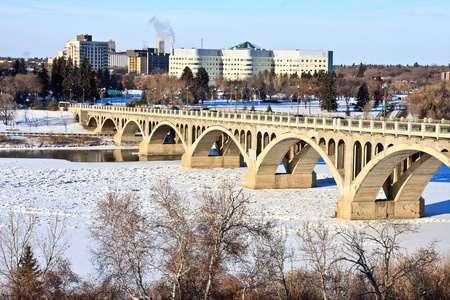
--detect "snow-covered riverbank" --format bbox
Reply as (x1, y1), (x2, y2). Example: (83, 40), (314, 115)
(0, 157), (448, 277)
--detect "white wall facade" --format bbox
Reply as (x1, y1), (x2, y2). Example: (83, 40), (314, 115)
(110, 52), (128, 68)
(169, 46), (333, 82)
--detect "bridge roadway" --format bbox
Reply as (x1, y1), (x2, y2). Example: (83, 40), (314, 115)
(69, 104), (450, 220)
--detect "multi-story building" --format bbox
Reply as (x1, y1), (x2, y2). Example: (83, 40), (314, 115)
(110, 52), (128, 69)
(65, 34), (113, 70)
(169, 41), (333, 81)
(127, 40), (170, 75)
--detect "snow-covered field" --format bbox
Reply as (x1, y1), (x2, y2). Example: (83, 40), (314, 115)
(0, 107), (448, 278)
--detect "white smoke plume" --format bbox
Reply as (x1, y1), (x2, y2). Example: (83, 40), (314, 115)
(149, 16), (175, 46)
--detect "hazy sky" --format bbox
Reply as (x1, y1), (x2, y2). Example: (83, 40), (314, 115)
(2, 0), (449, 65)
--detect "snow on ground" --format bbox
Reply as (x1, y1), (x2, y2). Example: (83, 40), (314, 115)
(0, 109), (88, 134)
(0, 158), (448, 277)
(0, 107), (448, 278)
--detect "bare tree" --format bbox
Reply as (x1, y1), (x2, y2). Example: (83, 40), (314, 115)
(336, 77), (362, 116)
(196, 180), (252, 300)
(296, 222), (336, 300)
(0, 93), (16, 126)
(0, 209), (37, 283)
(90, 191), (153, 299)
(151, 179), (196, 300)
(0, 208), (69, 295)
(338, 221), (438, 300)
(38, 209), (69, 277)
(257, 225), (294, 300)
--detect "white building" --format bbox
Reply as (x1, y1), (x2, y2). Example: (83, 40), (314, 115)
(169, 41), (333, 82)
(110, 52), (128, 69)
(65, 34), (113, 70)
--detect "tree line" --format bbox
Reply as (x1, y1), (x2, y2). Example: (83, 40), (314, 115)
(1, 58), (449, 119)
(0, 179), (448, 299)
(0, 57), (123, 107)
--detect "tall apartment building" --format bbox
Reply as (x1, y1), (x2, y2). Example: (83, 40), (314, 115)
(127, 40), (170, 75)
(65, 34), (113, 70)
(169, 41), (333, 81)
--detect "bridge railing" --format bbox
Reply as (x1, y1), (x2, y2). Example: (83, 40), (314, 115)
(70, 104), (450, 140)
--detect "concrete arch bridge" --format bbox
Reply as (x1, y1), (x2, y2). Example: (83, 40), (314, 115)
(69, 105), (450, 220)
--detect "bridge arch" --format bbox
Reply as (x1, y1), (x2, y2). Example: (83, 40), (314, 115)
(119, 119), (144, 145)
(139, 121), (187, 156)
(87, 116), (98, 128)
(254, 133), (343, 192)
(190, 125), (250, 167)
(353, 144), (450, 205)
(99, 118), (118, 134)
(146, 121), (187, 150)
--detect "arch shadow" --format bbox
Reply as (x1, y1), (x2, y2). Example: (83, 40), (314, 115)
(425, 199), (450, 217)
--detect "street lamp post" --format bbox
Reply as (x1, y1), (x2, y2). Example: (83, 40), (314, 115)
(186, 87), (189, 105)
(82, 88), (85, 104)
(309, 86), (312, 115)
(296, 85), (300, 115)
(235, 86), (238, 112)
(252, 88), (255, 111)
(383, 83), (387, 119)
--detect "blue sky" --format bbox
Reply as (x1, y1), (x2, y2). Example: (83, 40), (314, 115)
(2, 0), (449, 65)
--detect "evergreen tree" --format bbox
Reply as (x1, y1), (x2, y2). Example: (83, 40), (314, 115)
(139, 90), (148, 105)
(12, 58), (27, 75)
(62, 59), (77, 100)
(103, 68), (111, 90)
(38, 64), (50, 98)
(10, 245), (42, 299)
(180, 66), (194, 87)
(373, 89), (382, 108)
(356, 63), (365, 78)
(110, 73), (120, 90)
(355, 82), (370, 111)
(193, 67), (209, 104)
(51, 57), (64, 100)
(80, 57), (98, 102)
(319, 73), (338, 111)
(96, 67), (104, 88)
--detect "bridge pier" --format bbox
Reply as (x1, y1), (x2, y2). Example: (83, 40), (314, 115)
(181, 153), (242, 169)
(139, 141), (185, 156)
(244, 169), (316, 189)
(335, 196), (424, 220)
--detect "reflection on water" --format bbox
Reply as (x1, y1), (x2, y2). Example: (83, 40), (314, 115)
(0, 149), (182, 163)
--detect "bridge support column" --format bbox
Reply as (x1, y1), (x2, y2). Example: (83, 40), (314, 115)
(335, 196), (424, 220)
(181, 153), (242, 169)
(139, 141), (185, 156)
(113, 132), (123, 146)
(244, 169), (316, 189)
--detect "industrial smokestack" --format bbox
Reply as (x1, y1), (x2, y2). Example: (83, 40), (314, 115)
(156, 39), (165, 54)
